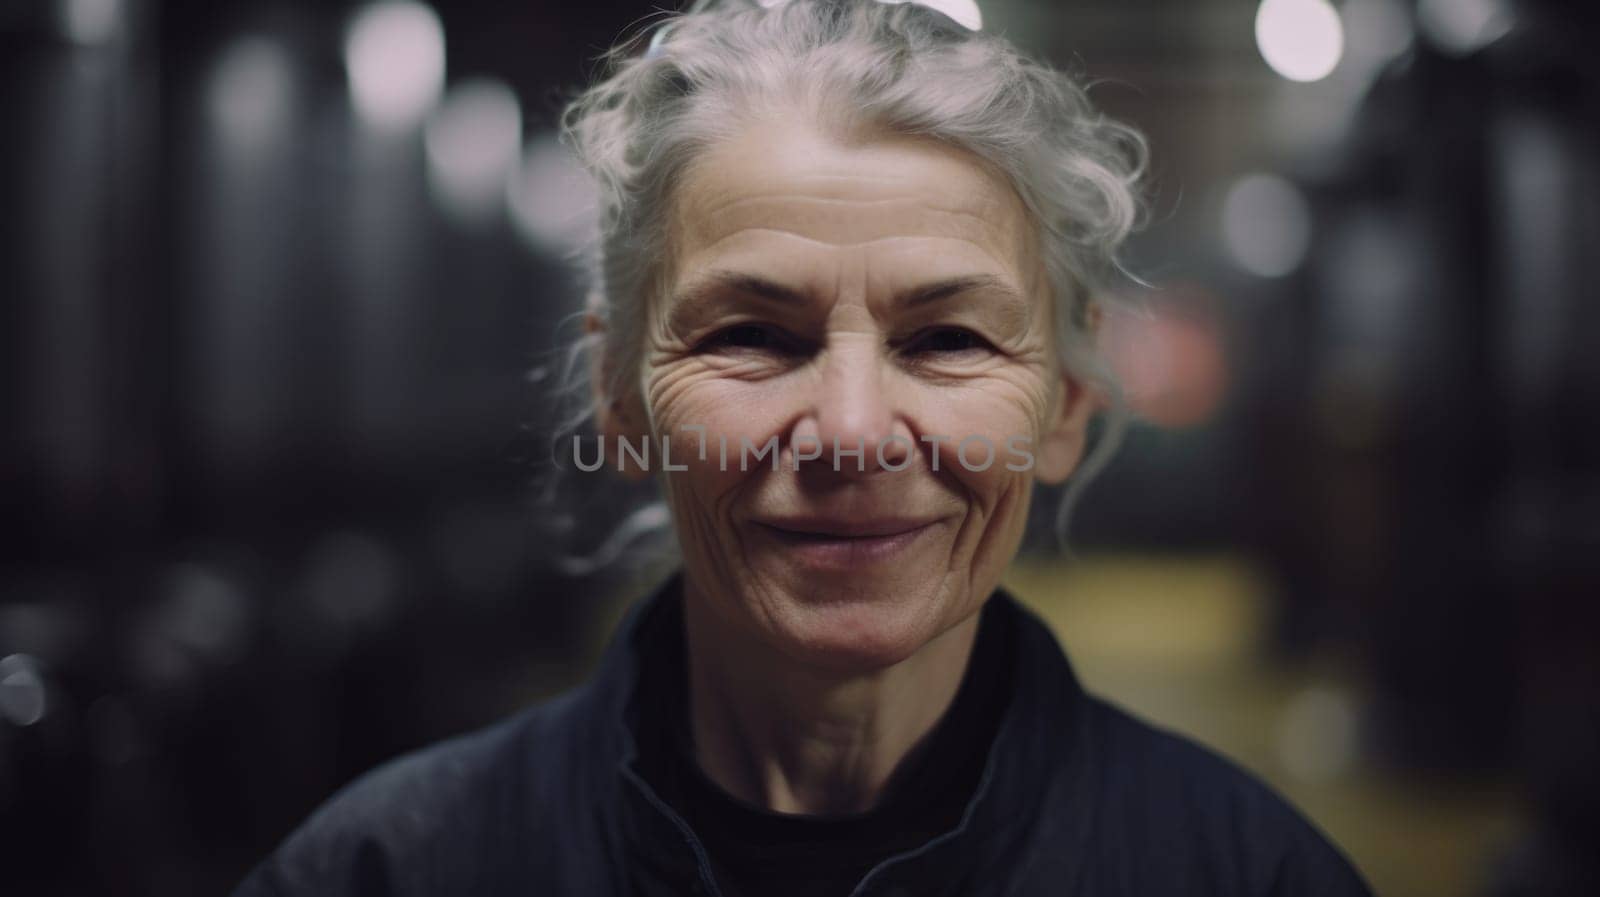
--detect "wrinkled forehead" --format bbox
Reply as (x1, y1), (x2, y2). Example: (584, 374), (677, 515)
(667, 120), (1040, 285)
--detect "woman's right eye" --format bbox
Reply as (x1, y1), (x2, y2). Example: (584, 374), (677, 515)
(700, 324), (792, 353)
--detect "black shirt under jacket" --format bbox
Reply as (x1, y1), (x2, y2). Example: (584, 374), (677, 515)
(631, 580), (1013, 897)
(233, 574), (1375, 897)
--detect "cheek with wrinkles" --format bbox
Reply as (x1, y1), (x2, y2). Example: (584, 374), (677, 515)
(649, 342), (803, 383)
(920, 376), (1054, 446)
(937, 473), (1030, 608)
(649, 368), (812, 447)
(647, 365), (727, 428)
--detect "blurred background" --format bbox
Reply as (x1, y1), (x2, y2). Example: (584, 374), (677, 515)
(2, 0), (1597, 894)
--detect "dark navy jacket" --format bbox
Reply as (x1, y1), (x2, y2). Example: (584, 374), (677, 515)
(233, 578), (1374, 897)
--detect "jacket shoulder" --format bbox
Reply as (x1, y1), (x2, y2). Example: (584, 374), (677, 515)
(1072, 697), (1373, 897)
(231, 687), (608, 897)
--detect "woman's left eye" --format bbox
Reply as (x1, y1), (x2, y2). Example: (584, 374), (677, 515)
(902, 327), (995, 356)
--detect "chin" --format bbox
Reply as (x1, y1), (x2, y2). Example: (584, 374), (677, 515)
(767, 592), (945, 674)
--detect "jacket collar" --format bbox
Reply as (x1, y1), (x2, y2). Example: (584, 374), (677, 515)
(585, 572), (1093, 896)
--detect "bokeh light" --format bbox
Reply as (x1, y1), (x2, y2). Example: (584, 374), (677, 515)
(1277, 685), (1362, 784)
(757, 0), (981, 30)
(1101, 292), (1231, 430)
(1222, 173), (1313, 278)
(1341, 0), (1415, 67)
(1255, 0), (1345, 83)
(1417, 0), (1514, 56)
(875, 0), (983, 31)
(345, 1), (446, 132)
(160, 564), (254, 667)
(208, 36), (295, 154)
(58, 0), (123, 46)
(424, 79), (523, 222)
(300, 531), (401, 632)
(507, 135), (601, 256)
(0, 654), (48, 727)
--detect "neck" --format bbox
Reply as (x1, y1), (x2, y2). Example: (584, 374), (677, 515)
(679, 583), (981, 816)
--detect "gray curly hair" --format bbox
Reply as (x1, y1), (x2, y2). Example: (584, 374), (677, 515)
(550, 0), (1147, 558)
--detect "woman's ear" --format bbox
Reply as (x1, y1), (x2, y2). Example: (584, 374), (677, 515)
(585, 311), (652, 482)
(1035, 372), (1102, 485)
(1036, 301), (1106, 485)
(584, 311), (617, 437)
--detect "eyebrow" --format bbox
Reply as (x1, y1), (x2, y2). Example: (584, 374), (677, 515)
(900, 274), (1024, 308)
(667, 270), (1028, 318)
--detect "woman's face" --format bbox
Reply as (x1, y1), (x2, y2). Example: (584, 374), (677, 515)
(608, 118), (1094, 672)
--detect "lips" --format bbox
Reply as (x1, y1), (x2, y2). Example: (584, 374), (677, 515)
(749, 516), (943, 569)
(754, 517), (939, 539)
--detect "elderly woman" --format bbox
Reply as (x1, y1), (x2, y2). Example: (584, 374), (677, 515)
(236, 1), (1371, 895)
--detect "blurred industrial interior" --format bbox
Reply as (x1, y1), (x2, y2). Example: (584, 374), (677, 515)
(2, 0), (1597, 894)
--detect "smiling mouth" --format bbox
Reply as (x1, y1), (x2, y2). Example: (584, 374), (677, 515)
(751, 518), (941, 568)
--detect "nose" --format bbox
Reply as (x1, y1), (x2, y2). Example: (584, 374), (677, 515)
(792, 335), (912, 474)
